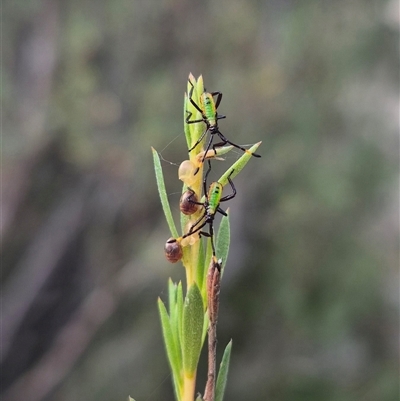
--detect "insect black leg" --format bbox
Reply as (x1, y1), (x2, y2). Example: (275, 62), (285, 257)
(168, 210), (208, 244)
(211, 91), (223, 109)
(187, 79), (204, 115)
(209, 223), (216, 256)
(182, 215), (208, 241)
(220, 170), (236, 202)
(211, 92), (226, 121)
(214, 131), (261, 158)
(186, 110), (206, 125)
(186, 187), (204, 206)
(189, 220), (207, 237)
(199, 226), (216, 257)
(216, 206), (228, 216)
(202, 159), (212, 194)
(193, 131), (215, 175)
(188, 128), (209, 153)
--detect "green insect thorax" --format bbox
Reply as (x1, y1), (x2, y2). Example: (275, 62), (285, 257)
(200, 92), (217, 126)
(207, 182), (223, 214)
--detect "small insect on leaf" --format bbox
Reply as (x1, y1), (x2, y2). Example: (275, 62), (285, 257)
(164, 238), (183, 263)
(180, 189), (200, 215)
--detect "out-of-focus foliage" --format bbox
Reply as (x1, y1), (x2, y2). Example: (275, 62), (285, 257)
(2, 1), (398, 401)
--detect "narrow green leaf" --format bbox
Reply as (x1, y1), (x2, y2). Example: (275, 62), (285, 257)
(152, 147), (179, 238)
(196, 74), (204, 97)
(217, 141), (262, 187)
(172, 370), (183, 401)
(158, 298), (182, 393)
(182, 283), (204, 375)
(202, 238), (213, 301)
(168, 279), (182, 364)
(196, 238), (206, 293)
(187, 74), (197, 100)
(196, 146), (235, 169)
(215, 340), (233, 401)
(183, 93), (193, 151)
(209, 145), (234, 158)
(215, 213), (230, 278)
(201, 311), (209, 347)
(168, 279), (177, 321)
(186, 75), (204, 152)
(177, 281), (184, 348)
(205, 237), (213, 268)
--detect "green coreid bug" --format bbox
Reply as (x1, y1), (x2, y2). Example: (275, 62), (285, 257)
(186, 79), (261, 174)
(167, 161), (236, 257)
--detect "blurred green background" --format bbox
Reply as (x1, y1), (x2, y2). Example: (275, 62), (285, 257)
(2, 1), (399, 400)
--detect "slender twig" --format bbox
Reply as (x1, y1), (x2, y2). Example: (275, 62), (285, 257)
(204, 258), (221, 401)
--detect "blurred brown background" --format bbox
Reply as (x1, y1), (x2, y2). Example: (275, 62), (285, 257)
(2, 1), (399, 400)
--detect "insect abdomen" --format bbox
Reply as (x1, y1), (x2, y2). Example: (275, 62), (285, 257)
(201, 93), (217, 126)
(207, 182), (222, 215)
